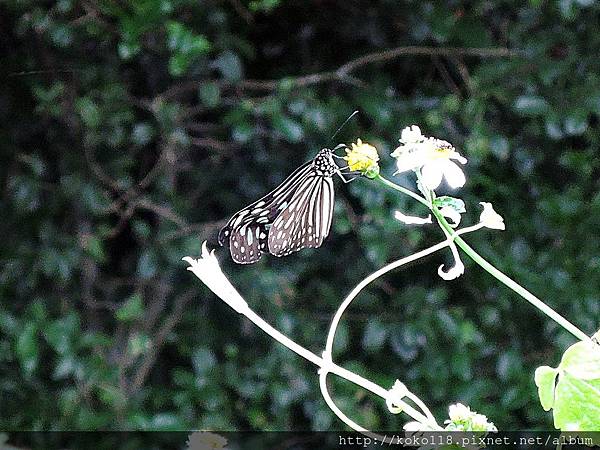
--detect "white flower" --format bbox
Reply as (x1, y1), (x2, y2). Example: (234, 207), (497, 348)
(448, 403), (472, 422)
(445, 404), (497, 433)
(183, 242), (248, 314)
(394, 210), (432, 225)
(391, 126), (467, 191)
(479, 202), (505, 230)
(386, 380), (408, 414)
(438, 259), (465, 281)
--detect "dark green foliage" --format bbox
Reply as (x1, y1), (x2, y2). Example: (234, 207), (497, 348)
(1, 0), (599, 431)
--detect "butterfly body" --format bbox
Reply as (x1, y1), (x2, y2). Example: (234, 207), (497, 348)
(218, 148), (339, 264)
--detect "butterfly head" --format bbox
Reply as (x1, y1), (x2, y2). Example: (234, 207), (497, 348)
(313, 148), (339, 176)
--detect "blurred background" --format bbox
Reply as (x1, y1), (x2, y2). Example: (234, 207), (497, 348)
(1, 0), (600, 433)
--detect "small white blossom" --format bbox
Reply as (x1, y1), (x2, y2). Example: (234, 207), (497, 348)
(439, 205), (462, 227)
(394, 210), (432, 225)
(479, 202), (505, 230)
(391, 126), (467, 191)
(445, 404), (497, 433)
(183, 242), (248, 314)
(448, 403), (472, 422)
(386, 380), (408, 414)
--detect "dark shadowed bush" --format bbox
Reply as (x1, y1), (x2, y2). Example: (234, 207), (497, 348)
(1, 0), (599, 431)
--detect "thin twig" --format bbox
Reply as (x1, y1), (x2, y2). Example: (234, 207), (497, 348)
(432, 55), (462, 97)
(227, 0), (254, 23)
(129, 289), (195, 393)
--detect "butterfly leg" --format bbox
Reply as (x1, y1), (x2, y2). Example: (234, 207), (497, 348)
(332, 153), (347, 160)
(336, 170), (362, 183)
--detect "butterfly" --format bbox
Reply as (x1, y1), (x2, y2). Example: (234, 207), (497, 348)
(218, 146), (355, 264)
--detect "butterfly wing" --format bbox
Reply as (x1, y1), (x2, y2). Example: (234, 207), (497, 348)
(218, 161), (314, 264)
(228, 222), (267, 264)
(268, 175), (335, 257)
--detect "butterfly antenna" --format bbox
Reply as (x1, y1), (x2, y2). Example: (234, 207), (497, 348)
(330, 110), (359, 144)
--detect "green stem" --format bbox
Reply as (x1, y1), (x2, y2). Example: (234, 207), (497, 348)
(375, 174), (429, 207)
(430, 206), (590, 343)
(376, 174), (590, 343)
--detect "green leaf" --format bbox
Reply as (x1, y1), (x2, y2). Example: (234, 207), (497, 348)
(362, 320), (387, 352)
(535, 366), (558, 410)
(84, 235), (106, 263)
(168, 54), (189, 77)
(215, 51), (243, 82)
(192, 347), (217, 377)
(165, 21), (210, 76)
(563, 115), (588, 136)
(273, 116), (303, 143)
(128, 333), (150, 358)
(117, 41), (141, 60)
(137, 250), (157, 279)
(433, 196), (466, 213)
(16, 323), (39, 375)
(513, 95), (550, 116)
(44, 313), (79, 354)
(535, 341), (600, 430)
(75, 97), (101, 128)
(199, 82), (221, 108)
(166, 22), (210, 54)
(553, 374), (600, 430)
(560, 341), (600, 380)
(116, 293), (144, 322)
(131, 123), (154, 146)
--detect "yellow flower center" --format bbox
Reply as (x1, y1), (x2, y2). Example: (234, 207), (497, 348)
(428, 145), (453, 160)
(343, 138), (380, 173)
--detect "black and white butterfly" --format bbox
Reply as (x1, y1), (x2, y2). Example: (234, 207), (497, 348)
(218, 146), (355, 264)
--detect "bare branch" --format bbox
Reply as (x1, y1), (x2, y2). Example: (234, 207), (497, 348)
(335, 46), (520, 77)
(162, 45), (521, 98)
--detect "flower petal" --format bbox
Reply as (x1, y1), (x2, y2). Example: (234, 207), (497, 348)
(479, 202), (505, 230)
(450, 152), (467, 164)
(448, 403), (471, 421)
(386, 380), (408, 414)
(437, 259), (465, 281)
(442, 161), (466, 189)
(183, 242), (248, 313)
(439, 205), (462, 227)
(400, 125), (423, 144)
(421, 161), (445, 190)
(393, 149), (422, 173)
(394, 210), (432, 225)
(403, 421), (423, 432)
